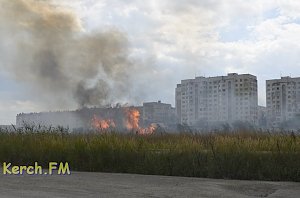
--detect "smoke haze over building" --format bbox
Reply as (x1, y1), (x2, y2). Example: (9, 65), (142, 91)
(0, 0), (142, 109)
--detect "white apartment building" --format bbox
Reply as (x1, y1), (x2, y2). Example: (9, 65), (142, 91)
(176, 73), (258, 126)
(266, 76), (300, 128)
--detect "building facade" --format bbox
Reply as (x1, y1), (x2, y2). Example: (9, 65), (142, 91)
(266, 76), (300, 128)
(176, 73), (258, 126)
(16, 102), (176, 131)
(142, 101), (176, 127)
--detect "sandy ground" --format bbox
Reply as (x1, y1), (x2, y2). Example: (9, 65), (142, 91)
(0, 172), (299, 198)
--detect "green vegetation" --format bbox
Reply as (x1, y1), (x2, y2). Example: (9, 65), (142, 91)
(0, 128), (299, 181)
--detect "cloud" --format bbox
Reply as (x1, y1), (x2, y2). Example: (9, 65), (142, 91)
(0, 99), (42, 124)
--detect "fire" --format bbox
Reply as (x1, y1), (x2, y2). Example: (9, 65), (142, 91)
(138, 123), (157, 135)
(124, 108), (140, 130)
(91, 115), (115, 131)
(124, 107), (156, 135)
(90, 107), (157, 135)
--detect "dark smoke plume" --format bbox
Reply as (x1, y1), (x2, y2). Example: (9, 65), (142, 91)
(0, 0), (135, 108)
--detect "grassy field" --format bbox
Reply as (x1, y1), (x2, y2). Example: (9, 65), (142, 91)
(0, 128), (299, 181)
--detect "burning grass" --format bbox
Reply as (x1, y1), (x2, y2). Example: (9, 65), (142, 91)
(91, 107), (157, 135)
(0, 129), (299, 181)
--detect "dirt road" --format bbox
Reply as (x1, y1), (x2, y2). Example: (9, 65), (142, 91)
(0, 172), (299, 197)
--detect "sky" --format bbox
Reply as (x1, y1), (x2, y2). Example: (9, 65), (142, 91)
(1, 0), (300, 124)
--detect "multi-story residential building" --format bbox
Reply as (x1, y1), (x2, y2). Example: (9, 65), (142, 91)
(142, 101), (176, 126)
(266, 76), (300, 128)
(176, 73), (258, 126)
(16, 102), (176, 131)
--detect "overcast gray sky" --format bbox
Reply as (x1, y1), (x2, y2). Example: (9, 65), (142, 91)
(1, 0), (300, 124)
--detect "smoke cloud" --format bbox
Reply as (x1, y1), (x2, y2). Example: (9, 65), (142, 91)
(0, 0), (136, 108)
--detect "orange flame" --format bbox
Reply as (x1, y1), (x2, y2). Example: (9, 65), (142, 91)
(91, 115), (115, 131)
(138, 123), (157, 135)
(90, 108), (157, 135)
(124, 108), (157, 135)
(124, 108), (140, 130)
